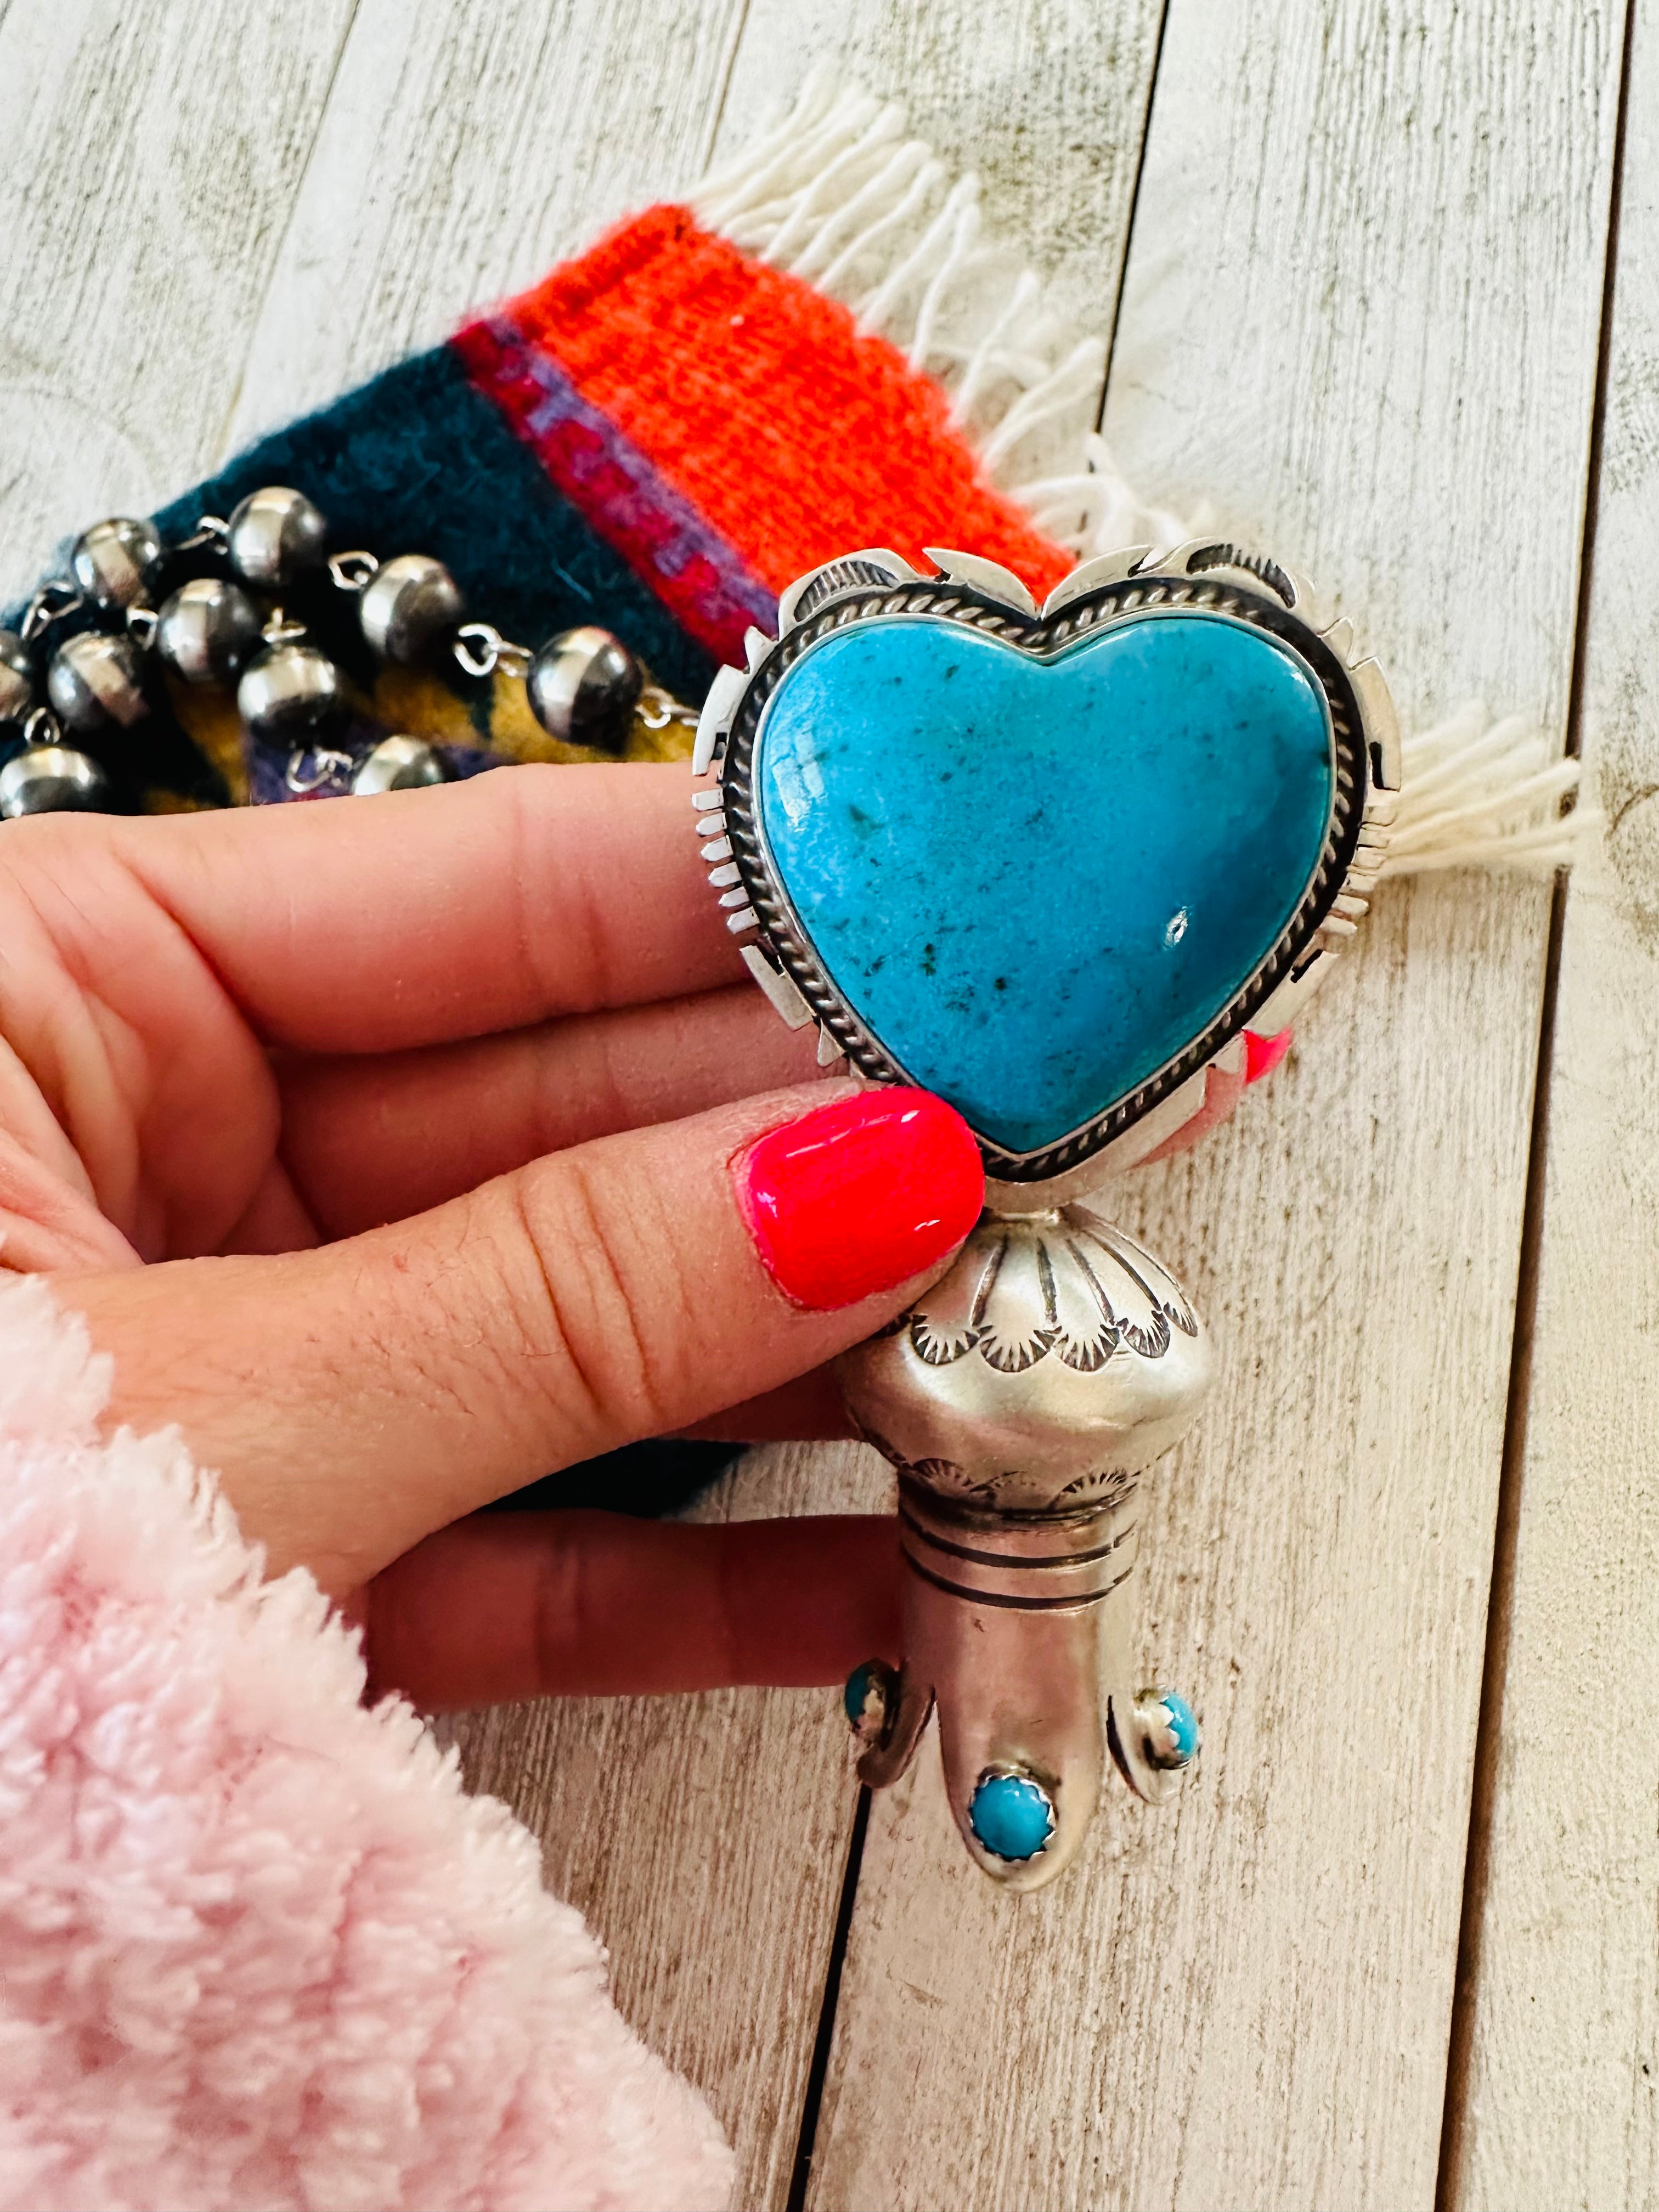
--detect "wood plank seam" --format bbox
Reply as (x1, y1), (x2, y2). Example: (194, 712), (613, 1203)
(1434, 876), (1568, 2212)
(1097, 0), (1171, 427)
(1435, 1), (1640, 2202)
(699, 0), (758, 176)
(785, 1787), (873, 2212)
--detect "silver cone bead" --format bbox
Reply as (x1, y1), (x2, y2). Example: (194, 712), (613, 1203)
(237, 642), (344, 746)
(526, 625), (642, 752)
(0, 630), (33, 727)
(350, 733), (453, 795)
(358, 554), (465, 668)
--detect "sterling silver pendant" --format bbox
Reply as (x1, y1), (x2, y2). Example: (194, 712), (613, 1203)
(695, 540), (1398, 1887)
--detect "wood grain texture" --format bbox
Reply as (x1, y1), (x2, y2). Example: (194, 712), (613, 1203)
(1451, 8), (1659, 2205)
(712, 0), (1166, 336)
(0, 0), (356, 608)
(807, 8), (1622, 2208)
(219, 0), (752, 453)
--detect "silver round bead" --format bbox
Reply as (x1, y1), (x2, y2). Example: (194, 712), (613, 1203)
(236, 642), (344, 746)
(0, 744), (112, 817)
(837, 1207), (1212, 1512)
(358, 554), (465, 668)
(225, 487), (328, 589)
(155, 577), (263, 686)
(350, 733), (454, 796)
(526, 625), (642, 752)
(0, 630), (33, 727)
(46, 630), (150, 734)
(70, 516), (163, 611)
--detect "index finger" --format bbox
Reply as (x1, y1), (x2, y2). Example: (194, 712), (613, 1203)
(104, 761), (741, 1053)
(364, 1511), (902, 1711)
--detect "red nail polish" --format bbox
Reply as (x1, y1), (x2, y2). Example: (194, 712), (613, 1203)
(734, 1089), (984, 1311)
(1244, 1028), (1293, 1084)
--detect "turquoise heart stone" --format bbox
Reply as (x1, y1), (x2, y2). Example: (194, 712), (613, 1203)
(754, 611), (1334, 1156)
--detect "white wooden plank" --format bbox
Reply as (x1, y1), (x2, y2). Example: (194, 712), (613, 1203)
(1450, 7), (1659, 2204)
(220, 0), (753, 452)
(0, 0), (356, 608)
(808, 7), (1622, 2208)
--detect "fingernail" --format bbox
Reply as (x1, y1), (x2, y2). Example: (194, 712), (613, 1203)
(733, 1088), (984, 1311)
(1244, 1027), (1293, 1084)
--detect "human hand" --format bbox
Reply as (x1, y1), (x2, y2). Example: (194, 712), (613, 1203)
(0, 765), (983, 1706)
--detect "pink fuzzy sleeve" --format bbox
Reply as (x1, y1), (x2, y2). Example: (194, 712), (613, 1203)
(0, 1274), (733, 2212)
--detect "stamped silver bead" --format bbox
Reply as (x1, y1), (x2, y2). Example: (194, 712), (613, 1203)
(225, 487), (328, 589)
(236, 642), (344, 746)
(70, 516), (163, 611)
(358, 554), (465, 668)
(350, 733), (453, 795)
(0, 630), (33, 727)
(46, 630), (149, 733)
(839, 1209), (1212, 1511)
(155, 577), (263, 685)
(526, 625), (642, 752)
(0, 744), (111, 817)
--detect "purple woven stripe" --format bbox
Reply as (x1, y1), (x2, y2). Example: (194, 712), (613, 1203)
(478, 318), (777, 650)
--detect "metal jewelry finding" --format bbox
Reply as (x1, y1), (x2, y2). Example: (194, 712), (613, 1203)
(693, 538), (1399, 1888)
(835, 1206), (1214, 1889)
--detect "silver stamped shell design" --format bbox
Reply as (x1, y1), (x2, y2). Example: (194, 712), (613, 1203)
(909, 1209), (1199, 1375)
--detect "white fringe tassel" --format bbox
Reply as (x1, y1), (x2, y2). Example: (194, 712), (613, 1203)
(1384, 703), (1594, 878)
(691, 71), (1592, 880)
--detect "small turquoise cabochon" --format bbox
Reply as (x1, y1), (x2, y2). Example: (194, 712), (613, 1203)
(1156, 1691), (1200, 1765)
(754, 610), (1335, 1158)
(967, 1769), (1057, 1861)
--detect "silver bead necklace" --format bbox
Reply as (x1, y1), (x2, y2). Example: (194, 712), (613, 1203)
(0, 485), (695, 819)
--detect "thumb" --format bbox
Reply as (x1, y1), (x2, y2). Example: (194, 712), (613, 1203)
(58, 1084), (982, 1591)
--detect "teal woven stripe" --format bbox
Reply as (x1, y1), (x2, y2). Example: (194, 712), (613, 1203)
(159, 342), (717, 711)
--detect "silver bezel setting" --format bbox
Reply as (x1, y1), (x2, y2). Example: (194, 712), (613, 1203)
(698, 546), (1397, 1186)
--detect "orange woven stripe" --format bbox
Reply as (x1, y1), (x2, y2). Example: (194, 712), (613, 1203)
(503, 204), (1073, 603)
